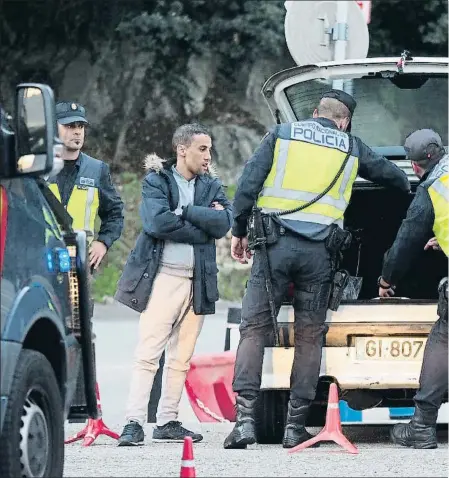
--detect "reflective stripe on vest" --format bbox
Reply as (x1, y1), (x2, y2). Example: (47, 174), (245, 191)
(48, 183), (99, 235)
(256, 121), (359, 225)
(428, 173), (449, 257)
(47, 154), (102, 238)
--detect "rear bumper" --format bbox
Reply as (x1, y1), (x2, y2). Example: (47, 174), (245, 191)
(260, 302), (438, 390)
(277, 302), (438, 345)
(261, 346), (424, 390)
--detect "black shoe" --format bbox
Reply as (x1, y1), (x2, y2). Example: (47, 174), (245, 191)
(282, 400), (320, 449)
(152, 421), (203, 443)
(223, 395), (257, 449)
(390, 406), (438, 450)
(390, 422), (437, 449)
(117, 421), (145, 446)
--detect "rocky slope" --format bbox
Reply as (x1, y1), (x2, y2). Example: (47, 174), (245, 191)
(2, 41), (294, 185)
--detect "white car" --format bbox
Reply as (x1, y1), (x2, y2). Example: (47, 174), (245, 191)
(225, 56), (448, 443)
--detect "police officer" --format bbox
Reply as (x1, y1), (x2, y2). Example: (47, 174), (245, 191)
(224, 89), (411, 450)
(378, 129), (448, 449)
(48, 102), (124, 272)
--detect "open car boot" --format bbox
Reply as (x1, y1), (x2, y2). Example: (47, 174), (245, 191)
(340, 185), (446, 303)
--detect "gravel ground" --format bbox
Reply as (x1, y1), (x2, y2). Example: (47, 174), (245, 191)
(63, 422), (448, 477)
(62, 303), (447, 477)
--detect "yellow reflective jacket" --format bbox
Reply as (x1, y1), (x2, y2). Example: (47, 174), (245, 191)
(426, 155), (448, 257)
(256, 121), (359, 228)
(47, 154), (103, 239)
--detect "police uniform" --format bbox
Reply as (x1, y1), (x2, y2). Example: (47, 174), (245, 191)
(49, 102), (124, 252)
(49, 102), (124, 319)
(380, 129), (448, 449)
(224, 90), (411, 450)
(50, 102), (124, 423)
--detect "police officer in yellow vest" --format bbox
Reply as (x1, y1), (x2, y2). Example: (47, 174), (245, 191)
(378, 129), (448, 449)
(48, 102), (124, 274)
(224, 89), (411, 450)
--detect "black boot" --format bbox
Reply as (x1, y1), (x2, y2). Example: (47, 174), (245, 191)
(282, 400), (319, 449)
(223, 395), (257, 449)
(390, 406), (438, 449)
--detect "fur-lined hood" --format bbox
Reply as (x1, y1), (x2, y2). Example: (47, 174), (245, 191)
(143, 153), (219, 178)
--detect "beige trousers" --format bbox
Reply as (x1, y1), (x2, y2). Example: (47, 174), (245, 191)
(125, 272), (204, 427)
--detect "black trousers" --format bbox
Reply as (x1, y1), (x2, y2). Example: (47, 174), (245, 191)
(414, 306), (448, 420)
(232, 233), (333, 402)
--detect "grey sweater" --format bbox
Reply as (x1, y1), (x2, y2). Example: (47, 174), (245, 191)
(160, 166), (196, 277)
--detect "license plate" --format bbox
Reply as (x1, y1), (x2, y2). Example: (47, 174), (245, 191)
(355, 337), (427, 361)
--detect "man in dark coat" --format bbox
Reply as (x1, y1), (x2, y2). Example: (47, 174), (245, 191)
(115, 123), (232, 446)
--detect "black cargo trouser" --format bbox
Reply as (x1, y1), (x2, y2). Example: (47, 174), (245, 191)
(414, 293), (448, 420)
(232, 232), (333, 402)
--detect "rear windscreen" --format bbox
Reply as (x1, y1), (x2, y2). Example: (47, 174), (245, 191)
(284, 75), (448, 147)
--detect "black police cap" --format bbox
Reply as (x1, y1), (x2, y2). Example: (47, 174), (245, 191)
(321, 89), (357, 116)
(56, 102), (89, 125)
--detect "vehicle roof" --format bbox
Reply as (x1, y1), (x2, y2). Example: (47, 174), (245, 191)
(262, 56), (449, 96)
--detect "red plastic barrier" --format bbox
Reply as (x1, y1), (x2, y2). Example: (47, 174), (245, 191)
(185, 351), (237, 423)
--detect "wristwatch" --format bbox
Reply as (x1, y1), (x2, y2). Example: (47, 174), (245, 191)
(377, 276), (394, 290)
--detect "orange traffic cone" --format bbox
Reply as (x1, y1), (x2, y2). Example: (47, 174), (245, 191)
(288, 382), (358, 454)
(180, 436), (196, 477)
(65, 382), (119, 446)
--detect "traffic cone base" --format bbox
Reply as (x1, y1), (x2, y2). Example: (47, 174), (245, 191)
(180, 436), (196, 477)
(64, 382), (119, 446)
(288, 383), (358, 455)
(64, 417), (120, 446)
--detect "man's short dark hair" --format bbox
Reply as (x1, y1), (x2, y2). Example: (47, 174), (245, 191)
(317, 97), (351, 121)
(172, 123), (210, 152)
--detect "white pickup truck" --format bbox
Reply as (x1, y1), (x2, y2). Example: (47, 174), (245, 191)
(225, 56), (448, 443)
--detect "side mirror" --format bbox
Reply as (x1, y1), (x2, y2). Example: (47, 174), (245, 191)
(14, 83), (56, 176)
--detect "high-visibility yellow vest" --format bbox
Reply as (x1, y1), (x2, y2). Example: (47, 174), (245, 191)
(256, 121), (359, 227)
(426, 156), (448, 257)
(47, 154), (102, 239)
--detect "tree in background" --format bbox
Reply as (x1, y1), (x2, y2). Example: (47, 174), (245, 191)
(2, 0), (447, 76)
(1, 0), (447, 301)
(369, 0), (448, 57)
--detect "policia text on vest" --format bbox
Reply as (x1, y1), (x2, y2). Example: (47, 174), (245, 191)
(231, 118), (410, 240)
(291, 122), (349, 151)
(256, 121), (358, 232)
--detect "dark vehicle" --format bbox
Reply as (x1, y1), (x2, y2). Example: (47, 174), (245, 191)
(0, 84), (97, 477)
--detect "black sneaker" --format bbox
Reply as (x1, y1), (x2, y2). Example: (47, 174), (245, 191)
(152, 421), (203, 443)
(117, 421), (145, 446)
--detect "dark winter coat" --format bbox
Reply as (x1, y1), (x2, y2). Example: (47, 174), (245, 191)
(114, 154), (232, 315)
